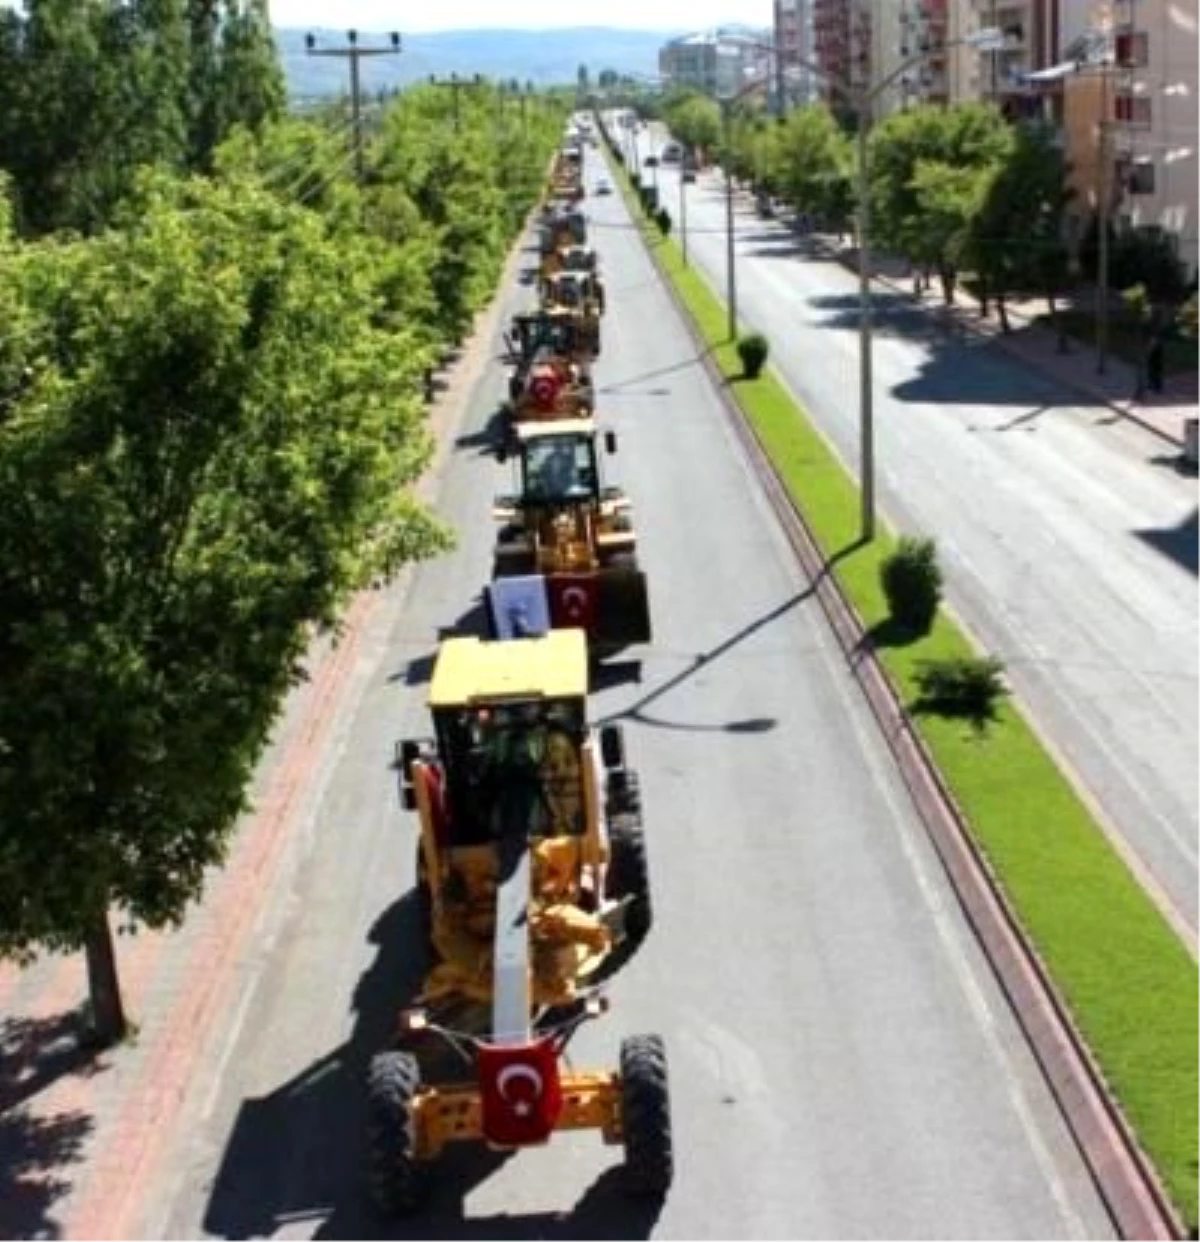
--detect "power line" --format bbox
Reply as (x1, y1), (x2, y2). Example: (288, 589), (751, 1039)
(305, 29), (402, 183)
(427, 73), (488, 134)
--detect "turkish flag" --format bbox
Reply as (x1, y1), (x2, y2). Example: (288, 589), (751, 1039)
(547, 574), (597, 634)
(477, 1037), (564, 1146)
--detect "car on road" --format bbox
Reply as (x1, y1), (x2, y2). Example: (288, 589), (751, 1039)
(595, 178), (613, 196)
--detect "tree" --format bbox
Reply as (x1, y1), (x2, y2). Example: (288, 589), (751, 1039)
(964, 124), (1071, 331)
(0, 0), (285, 234)
(868, 102), (1011, 303)
(774, 105), (853, 235)
(665, 95), (721, 158)
(0, 174), (450, 1040)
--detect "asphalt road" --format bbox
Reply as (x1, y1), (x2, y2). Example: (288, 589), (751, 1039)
(632, 122), (1199, 937)
(138, 142), (1113, 1240)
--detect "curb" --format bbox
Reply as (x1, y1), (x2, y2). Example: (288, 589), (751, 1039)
(604, 128), (1187, 1242)
(805, 231), (1191, 450)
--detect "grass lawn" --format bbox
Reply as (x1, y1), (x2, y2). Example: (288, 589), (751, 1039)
(613, 156), (1199, 1230)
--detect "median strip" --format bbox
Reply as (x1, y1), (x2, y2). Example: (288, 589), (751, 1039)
(605, 135), (1198, 1235)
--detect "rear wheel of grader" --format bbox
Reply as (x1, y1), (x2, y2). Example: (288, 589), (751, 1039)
(619, 1034), (674, 1196)
(367, 1050), (429, 1216)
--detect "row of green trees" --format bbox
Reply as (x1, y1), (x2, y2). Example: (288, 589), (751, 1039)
(662, 91), (1193, 332)
(0, 1), (567, 1038)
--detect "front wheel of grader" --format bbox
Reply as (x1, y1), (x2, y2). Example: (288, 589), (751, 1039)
(366, 1049), (429, 1217)
(620, 1034), (674, 1196)
(606, 794), (652, 952)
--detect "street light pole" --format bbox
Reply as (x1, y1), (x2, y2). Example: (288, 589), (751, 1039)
(680, 162), (689, 267)
(1096, 60), (1111, 375)
(855, 120), (875, 541)
(723, 99), (737, 341)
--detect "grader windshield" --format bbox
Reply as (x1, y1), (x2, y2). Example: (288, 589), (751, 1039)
(433, 699), (587, 846)
(520, 431), (598, 505)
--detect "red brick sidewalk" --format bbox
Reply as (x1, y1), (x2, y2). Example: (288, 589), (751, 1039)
(0, 235), (525, 1239)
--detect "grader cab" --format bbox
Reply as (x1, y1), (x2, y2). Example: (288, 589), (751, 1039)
(376, 630), (670, 1215)
(488, 420), (652, 653)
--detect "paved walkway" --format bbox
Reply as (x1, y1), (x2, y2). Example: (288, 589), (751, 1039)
(0, 246), (520, 1239)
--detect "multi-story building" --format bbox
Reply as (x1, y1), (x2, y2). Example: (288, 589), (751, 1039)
(812, 0), (873, 102)
(774, 0), (820, 106)
(658, 28), (774, 99)
(1047, 0), (1198, 275)
(957, 0), (1059, 116)
(895, 0), (953, 106)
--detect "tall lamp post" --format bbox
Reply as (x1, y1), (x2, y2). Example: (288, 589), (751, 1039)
(725, 27), (1007, 540)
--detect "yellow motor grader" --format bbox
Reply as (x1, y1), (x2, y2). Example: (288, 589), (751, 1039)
(488, 419), (652, 653)
(377, 630), (671, 1214)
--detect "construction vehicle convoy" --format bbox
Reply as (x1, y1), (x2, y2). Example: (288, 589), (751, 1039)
(374, 630), (669, 1213)
(368, 117), (668, 1219)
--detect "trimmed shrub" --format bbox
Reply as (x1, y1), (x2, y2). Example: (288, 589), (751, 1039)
(656, 207), (672, 236)
(737, 332), (769, 379)
(913, 656), (1008, 727)
(880, 535), (942, 634)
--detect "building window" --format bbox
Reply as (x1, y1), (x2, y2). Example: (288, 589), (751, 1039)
(1114, 30), (1149, 70)
(1114, 93), (1152, 127)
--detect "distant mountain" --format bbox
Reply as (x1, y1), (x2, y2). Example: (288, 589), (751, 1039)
(277, 27), (688, 98)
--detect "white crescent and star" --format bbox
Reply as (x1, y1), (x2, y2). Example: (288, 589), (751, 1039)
(496, 1062), (545, 1118)
(561, 585), (588, 618)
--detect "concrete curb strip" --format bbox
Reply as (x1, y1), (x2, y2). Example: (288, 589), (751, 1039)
(615, 150), (1186, 1240)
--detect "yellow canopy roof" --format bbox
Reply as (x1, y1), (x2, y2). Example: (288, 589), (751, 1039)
(429, 631), (588, 708)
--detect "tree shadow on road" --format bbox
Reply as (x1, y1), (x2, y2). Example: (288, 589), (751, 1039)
(0, 1011), (103, 1239)
(806, 292), (1080, 409)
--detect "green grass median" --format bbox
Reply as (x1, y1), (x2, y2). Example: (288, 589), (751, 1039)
(610, 154), (1199, 1230)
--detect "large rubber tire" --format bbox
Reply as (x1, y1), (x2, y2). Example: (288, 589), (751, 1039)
(606, 797), (651, 952)
(367, 1050), (429, 1216)
(620, 1035), (673, 1196)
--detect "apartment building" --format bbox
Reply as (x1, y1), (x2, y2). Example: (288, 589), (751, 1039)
(774, 0), (820, 105)
(895, 0), (953, 106)
(658, 29), (774, 99)
(1047, 0), (1198, 274)
(812, 0), (872, 101)
(947, 0), (1060, 114)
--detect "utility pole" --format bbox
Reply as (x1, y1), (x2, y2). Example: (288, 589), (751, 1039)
(305, 30), (401, 184)
(428, 72), (487, 134)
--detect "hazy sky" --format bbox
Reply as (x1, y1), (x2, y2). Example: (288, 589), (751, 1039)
(269, 0), (772, 33)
